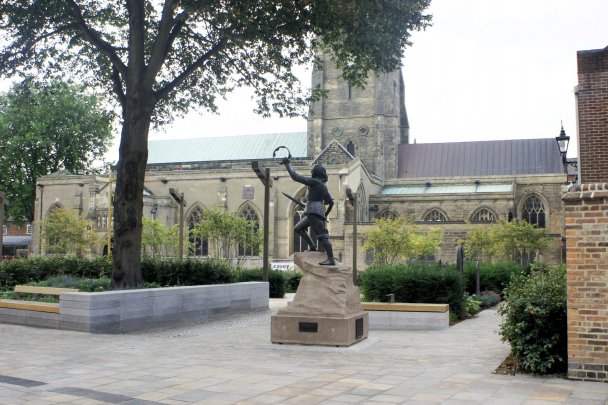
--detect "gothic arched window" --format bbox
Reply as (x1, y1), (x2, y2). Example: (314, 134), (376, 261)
(187, 205), (208, 257)
(423, 208), (448, 222)
(378, 210), (398, 220)
(470, 208), (497, 223)
(522, 195), (546, 228)
(238, 204), (260, 256)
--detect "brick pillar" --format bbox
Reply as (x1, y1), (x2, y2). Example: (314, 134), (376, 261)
(576, 46), (608, 184)
(562, 184), (608, 382)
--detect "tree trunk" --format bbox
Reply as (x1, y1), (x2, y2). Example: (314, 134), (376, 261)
(110, 93), (154, 289)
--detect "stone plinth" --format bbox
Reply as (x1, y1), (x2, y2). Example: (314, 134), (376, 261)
(271, 252), (368, 346)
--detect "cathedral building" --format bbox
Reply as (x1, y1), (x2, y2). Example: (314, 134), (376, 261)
(33, 58), (567, 267)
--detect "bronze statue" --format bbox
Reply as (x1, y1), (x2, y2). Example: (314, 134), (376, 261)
(281, 157), (336, 265)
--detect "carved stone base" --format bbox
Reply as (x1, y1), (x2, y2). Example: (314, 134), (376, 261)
(271, 252), (369, 346)
(271, 312), (368, 346)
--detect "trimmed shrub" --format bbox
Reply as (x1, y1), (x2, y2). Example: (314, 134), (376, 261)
(498, 265), (567, 374)
(141, 257), (233, 286)
(284, 270), (302, 293)
(233, 268), (285, 298)
(463, 262), (522, 295)
(359, 263), (466, 318)
(0, 255), (112, 289)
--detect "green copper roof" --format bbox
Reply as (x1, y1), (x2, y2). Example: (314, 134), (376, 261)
(147, 132), (307, 164)
(382, 183), (513, 195)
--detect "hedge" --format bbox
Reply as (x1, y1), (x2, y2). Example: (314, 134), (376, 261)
(359, 263), (465, 318)
(463, 262), (523, 295)
(233, 268), (285, 298)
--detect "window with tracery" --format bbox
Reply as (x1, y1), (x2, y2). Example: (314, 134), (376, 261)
(471, 208), (497, 223)
(187, 206), (208, 257)
(423, 209), (448, 222)
(238, 205), (260, 256)
(522, 195), (546, 228)
(378, 210), (398, 220)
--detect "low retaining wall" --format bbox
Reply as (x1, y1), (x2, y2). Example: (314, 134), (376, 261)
(363, 303), (450, 330)
(0, 282), (269, 333)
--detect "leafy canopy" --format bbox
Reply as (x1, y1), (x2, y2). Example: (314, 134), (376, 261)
(0, 1), (431, 123)
(41, 207), (102, 256)
(0, 79), (112, 222)
(365, 217), (443, 265)
(141, 216), (179, 258)
(191, 205), (262, 266)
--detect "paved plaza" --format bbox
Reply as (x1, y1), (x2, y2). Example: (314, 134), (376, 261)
(1, 297), (607, 405)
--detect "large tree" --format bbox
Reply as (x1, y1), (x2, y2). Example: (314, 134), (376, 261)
(0, 0), (431, 288)
(0, 79), (112, 223)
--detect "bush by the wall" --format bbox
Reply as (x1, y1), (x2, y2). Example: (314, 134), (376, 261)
(0, 256), (234, 290)
(0, 255), (112, 289)
(463, 262), (522, 295)
(359, 263), (466, 318)
(284, 270), (302, 293)
(233, 268), (285, 298)
(141, 257), (233, 286)
(498, 264), (567, 374)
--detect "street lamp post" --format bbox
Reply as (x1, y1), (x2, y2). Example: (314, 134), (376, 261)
(169, 188), (185, 258)
(555, 123), (578, 182)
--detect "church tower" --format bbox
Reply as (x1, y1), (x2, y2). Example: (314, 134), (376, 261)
(307, 54), (409, 179)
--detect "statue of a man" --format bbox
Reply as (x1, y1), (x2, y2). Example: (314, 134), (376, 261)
(282, 158), (336, 265)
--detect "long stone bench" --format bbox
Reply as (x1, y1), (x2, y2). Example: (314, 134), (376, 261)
(0, 285), (80, 314)
(362, 302), (450, 330)
(0, 282), (269, 333)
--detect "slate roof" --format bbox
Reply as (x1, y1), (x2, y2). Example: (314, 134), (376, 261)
(147, 132), (307, 164)
(397, 138), (564, 178)
(382, 183), (513, 195)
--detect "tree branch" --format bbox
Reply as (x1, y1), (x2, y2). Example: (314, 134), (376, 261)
(65, 0), (127, 77)
(154, 36), (228, 101)
(146, 1), (181, 87)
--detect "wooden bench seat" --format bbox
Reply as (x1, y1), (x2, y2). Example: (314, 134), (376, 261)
(0, 299), (60, 313)
(0, 285), (79, 314)
(13, 285), (79, 296)
(362, 302), (449, 313)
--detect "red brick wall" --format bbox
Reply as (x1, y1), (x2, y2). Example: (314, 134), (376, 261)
(576, 47), (608, 183)
(563, 184), (608, 382)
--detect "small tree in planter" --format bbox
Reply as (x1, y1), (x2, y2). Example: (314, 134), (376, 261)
(141, 216), (179, 258)
(365, 217), (443, 265)
(40, 208), (101, 256)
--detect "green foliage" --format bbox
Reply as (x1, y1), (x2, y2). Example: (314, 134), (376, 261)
(141, 216), (179, 258)
(463, 226), (492, 260)
(0, 255), (112, 289)
(359, 263), (466, 318)
(463, 262), (523, 295)
(191, 206), (262, 266)
(40, 208), (102, 256)
(233, 268), (285, 298)
(365, 217), (443, 265)
(477, 291), (501, 308)
(140, 257), (233, 287)
(489, 220), (551, 264)
(0, 79), (112, 222)
(283, 270), (303, 293)
(498, 265), (567, 374)
(31, 275), (111, 292)
(463, 293), (482, 316)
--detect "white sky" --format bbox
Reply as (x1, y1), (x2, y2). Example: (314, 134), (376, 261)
(5, 1), (603, 161)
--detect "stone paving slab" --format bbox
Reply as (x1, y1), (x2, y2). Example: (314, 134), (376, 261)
(1, 300), (607, 404)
